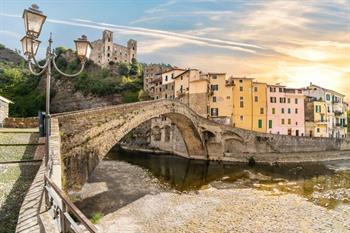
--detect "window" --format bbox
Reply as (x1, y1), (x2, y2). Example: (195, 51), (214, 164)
(258, 119), (262, 128)
(281, 119), (285, 125)
(211, 84), (219, 91)
(240, 115), (244, 121)
(281, 108), (285, 114)
(270, 87), (276, 92)
(279, 88), (283, 92)
(295, 98), (298, 104)
(317, 128), (320, 133)
(165, 75), (168, 81)
(255, 96), (258, 102)
(280, 97), (286, 103)
(315, 105), (321, 113)
(181, 76), (183, 80)
(239, 80), (243, 83)
(326, 94), (330, 101)
(287, 98), (290, 104)
(107, 53), (110, 57)
(295, 108), (298, 114)
(288, 108), (291, 114)
(272, 108), (275, 114)
(213, 96), (217, 102)
(288, 119), (291, 125)
(211, 108), (218, 117)
(239, 86), (243, 92)
(212, 75), (217, 79)
(268, 120), (273, 129)
(240, 100), (244, 108)
(107, 46), (110, 50)
(270, 97), (277, 103)
(254, 87), (258, 92)
(260, 108), (264, 114)
(227, 96), (230, 99)
(165, 94), (168, 99)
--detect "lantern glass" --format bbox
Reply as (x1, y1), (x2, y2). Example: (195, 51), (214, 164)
(75, 35), (93, 60)
(21, 36), (41, 58)
(22, 5), (46, 38)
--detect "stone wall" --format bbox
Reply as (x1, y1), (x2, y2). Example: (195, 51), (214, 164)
(4, 117), (38, 128)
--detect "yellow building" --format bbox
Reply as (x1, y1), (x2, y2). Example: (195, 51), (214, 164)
(205, 73), (232, 125)
(305, 98), (328, 137)
(229, 77), (267, 132)
(252, 82), (267, 132)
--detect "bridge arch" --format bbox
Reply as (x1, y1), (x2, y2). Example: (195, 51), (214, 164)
(55, 100), (207, 190)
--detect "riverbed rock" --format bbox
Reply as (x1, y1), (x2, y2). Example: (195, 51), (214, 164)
(98, 188), (350, 233)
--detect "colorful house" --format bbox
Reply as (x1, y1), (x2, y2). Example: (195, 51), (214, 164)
(304, 97), (328, 137)
(267, 84), (305, 136)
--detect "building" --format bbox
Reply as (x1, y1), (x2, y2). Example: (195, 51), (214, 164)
(229, 77), (267, 132)
(174, 69), (208, 117)
(303, 84), (347, 138)
(90, 30), (137, 67)
(0, 96), (12, 127)
(206, 73), (232, 125)
(143, 64), (166, 98)
(304, 97), (328, 137)
(160, 68), (186, 100)
(267, 84), (305, 136)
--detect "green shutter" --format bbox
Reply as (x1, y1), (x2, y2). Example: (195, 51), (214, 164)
(268, 120), (272, 129)
(258, 119), (262, 128)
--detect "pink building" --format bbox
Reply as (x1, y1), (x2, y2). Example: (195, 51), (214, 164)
(267, 84), (305, 136)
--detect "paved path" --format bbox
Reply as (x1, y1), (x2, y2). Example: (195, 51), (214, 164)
(15, 161), (45, 233)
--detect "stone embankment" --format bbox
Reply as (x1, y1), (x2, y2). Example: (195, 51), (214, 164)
(98, 188), (350, 233)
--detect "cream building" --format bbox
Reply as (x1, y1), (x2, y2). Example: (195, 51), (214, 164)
(303, 84), (347, 138)
(205, 73), (232, 125)
(305, 97), (328, 137)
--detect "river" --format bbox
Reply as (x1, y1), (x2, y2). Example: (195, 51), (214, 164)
(72, 146), (350, 232)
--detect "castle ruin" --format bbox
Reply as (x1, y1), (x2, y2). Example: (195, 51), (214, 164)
(90, 30), (137, 67)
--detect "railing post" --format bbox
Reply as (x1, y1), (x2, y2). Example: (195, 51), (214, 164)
(60, 202), (68, 233)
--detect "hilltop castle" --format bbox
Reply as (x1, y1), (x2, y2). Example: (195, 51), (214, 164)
(90, 30), (137, 67)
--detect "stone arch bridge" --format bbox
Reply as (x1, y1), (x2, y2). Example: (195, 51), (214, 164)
(53, 99), (350, 191)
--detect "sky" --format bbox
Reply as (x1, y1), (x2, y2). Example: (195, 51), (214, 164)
(0, 0), (349, 101)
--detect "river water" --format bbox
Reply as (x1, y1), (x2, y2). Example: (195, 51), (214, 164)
(73, 146), (350, 219)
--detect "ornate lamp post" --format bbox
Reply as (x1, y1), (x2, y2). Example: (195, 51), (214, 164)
(21, 4), (92, 168)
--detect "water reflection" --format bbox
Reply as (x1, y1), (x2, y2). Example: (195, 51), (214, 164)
(107, 147), (350, 208)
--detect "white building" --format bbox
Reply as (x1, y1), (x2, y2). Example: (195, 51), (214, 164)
(303, 84), (348, 138)
(0, 96), (12, 127)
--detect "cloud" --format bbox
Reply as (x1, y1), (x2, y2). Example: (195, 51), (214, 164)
(0, 30), (21, 39)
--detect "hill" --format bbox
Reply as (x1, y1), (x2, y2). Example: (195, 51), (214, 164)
(0, 45), (152, 117)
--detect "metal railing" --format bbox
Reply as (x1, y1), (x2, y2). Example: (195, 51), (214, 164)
(44, 175), (98, 233)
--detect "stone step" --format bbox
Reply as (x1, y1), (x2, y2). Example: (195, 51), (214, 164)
(0, 132), (41, 145)
(0, 145), (38, 162)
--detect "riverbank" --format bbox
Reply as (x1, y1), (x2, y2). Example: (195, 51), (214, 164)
(121, 144), (350, 164)
(98, 187), (350, 233)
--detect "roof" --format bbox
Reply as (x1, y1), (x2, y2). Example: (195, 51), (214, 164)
(158, 68), (186, 75)
(309, 84), (345, 97)
(229, 76), (254, 80)
(0, 95), (13, 104)
(208, 72), (226, 75)
(173, 69), (191, 79)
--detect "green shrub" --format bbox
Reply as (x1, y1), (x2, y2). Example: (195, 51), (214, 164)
(90, 212), (103, 224)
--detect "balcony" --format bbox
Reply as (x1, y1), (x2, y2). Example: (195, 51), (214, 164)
(176, 90), (186, 97)
(334, 110), (344, 116)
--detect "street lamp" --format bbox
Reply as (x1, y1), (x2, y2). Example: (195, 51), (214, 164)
(21, 4), (92, 169)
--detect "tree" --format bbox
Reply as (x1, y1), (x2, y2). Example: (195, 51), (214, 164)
(118, 63), (130, 76)
(138, 89), (151, 101)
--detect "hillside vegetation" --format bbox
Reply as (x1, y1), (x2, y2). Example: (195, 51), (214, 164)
(0, 44), (149, 117)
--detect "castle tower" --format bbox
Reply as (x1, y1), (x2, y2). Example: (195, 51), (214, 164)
(102, 30), (114, 65)
(127, 39), (137, 62)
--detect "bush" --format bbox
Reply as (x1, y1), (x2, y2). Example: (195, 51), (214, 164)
(90, 212), (103, 224)
(0, 44), (5, 49)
